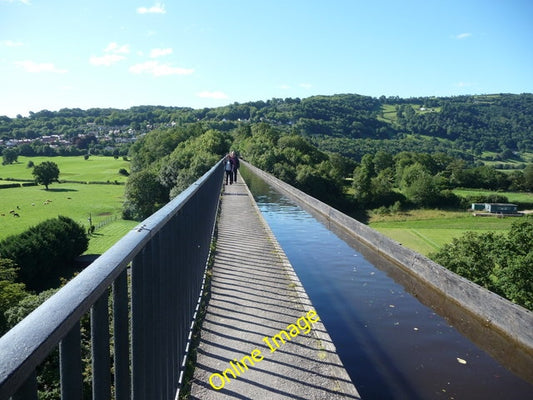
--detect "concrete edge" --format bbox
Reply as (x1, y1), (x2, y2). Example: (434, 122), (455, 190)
(240, 172), (362, 399)
(241, 161), (533, 357)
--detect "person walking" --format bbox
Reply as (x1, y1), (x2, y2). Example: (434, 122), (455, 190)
(230, 151), (240, 183)
(224, 154), (234, 185)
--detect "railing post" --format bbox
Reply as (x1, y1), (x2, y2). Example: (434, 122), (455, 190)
(131, 249), (146, 400)
(91, 290), (111, 400)
(12, 371), (38, 400)
(113, 269), (130, 400)
(151, 233), (162, 400)
(171, 212), (183, 387)
(60, 322), (82, 400)
(160, 224), (173, 398)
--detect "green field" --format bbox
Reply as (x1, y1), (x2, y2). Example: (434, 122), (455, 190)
(85, 219), (139, 254)
(0, 155), (130, 183)
(379, 104), (442, 125)
(369, 209), (522, 256)
(0, 156), (136, 255)
(367, 187), (533, 256)
(454, 189), (533, 204)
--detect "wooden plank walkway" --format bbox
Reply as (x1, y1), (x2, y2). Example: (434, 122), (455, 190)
(189, 173), (360, 399)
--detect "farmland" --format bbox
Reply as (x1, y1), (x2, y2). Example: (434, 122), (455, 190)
(0, 155), (130, 183)
(369, 209), (524, 256)
(0, 156), (136, 254)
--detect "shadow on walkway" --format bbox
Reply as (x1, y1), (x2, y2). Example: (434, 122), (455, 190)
(190, 173), (360, 399)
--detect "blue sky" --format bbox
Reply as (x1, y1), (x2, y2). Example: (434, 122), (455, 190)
(1, 0), (532, 117)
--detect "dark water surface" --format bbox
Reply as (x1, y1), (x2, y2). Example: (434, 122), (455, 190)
(242, 171), (533, 400)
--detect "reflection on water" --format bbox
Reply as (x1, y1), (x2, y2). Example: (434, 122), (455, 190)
(244, 170), (533, 400)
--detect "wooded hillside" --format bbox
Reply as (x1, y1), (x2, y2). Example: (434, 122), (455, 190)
(2, 93), (532, 162)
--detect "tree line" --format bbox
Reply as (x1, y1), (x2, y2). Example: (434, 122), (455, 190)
(352, 151), (533, 211)
(122, 120), (533, 218)
(2, 93), (532, 162)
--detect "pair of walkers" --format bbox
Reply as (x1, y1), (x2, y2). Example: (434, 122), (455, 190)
(224, 151), (240, 185)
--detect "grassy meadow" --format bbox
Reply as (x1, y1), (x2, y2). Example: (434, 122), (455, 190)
(0, 156), (136, 254)
(453, 189), (533, 204)
(0, 155), (130, 183)
(366, 185), (533, 256)
(369, 209), (525, 256)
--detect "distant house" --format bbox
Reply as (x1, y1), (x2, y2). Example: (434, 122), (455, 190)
(485, 203), (518, 214)
(471, 203), (485, 211)
(472, 203), (518, 214)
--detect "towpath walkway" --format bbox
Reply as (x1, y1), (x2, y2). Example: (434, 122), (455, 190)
(190, 172), (360, 399)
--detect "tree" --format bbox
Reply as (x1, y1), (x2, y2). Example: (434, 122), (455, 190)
(33, 161), (60, 190)
(373, 151), (394, 173)
(0, 258), (28, 335)
(400, 163), (439, 207)
(495, 219), (533, 309)
(524, 163), (533, 191)
(352, 154), (374, 206)
(4, 288), (57, 333)
(431, 218), (533, 310)
(2, 148), (18, 165)
(123, 170), (168, 220)
(430, 231), (502, 292)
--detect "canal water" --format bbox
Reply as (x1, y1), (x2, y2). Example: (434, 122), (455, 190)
(242, 171), (533, 400)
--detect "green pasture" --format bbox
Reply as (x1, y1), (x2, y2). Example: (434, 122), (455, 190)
(454, 189), (533, 205)
(0, 182), (137, 255)
(0, 155), (130, 183)
(379, 104), (442, 125)
(85, 219), (139, 254)
(369, 210), (520, 256)
(379, 104), (398, 123)
(0, 156), (136, 254)
(0, 183), (126, 239)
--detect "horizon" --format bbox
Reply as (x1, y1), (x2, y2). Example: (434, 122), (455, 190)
(2, 91), (532, 119)
(2, 1), (532, 118)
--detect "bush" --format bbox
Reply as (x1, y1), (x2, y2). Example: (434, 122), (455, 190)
(0, 216), (89, 291)
(465, 194), (509, 204)
(435, 190), (463, 208)
(431, 217), (533, 310)
(0, 182), (21, 189)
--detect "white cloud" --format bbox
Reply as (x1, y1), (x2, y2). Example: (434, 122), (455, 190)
(280, 84), (291, 90)
(137, 3), (166, 14)
(455, 33), (472, 40)
(104, 42), (130, 54)
(15, 60), (67, 73)
(89, 54), (126, 66)
(196, 91), (229, 100)
(1, 0), (31, 5)
(89, 42), (129, 66)
(129, 61), (194, 76)
(455, 81), (474, 88)
(1, 40), (24, 47)
(299, 83), (312, 89)
(150, 48), (173, 58)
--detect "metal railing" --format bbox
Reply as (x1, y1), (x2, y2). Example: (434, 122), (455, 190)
(0, 160), (223, 400)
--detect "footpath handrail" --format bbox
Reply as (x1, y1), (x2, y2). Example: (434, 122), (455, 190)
(0, 160), (223, 400)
